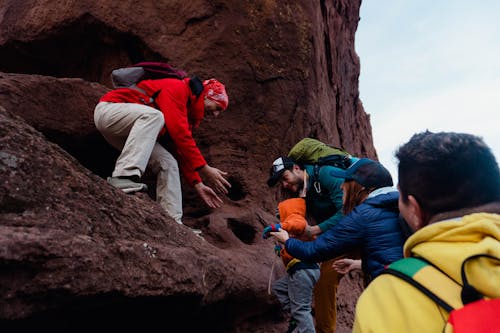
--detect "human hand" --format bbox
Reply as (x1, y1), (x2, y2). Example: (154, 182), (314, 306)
(270, 228), (290, 243)
(262, 224), (281, 239)
(199, 165), (231, 194)
(332, 258), (362, 274)
(304, 225), (321, 240)
(194, 182), (223, 208)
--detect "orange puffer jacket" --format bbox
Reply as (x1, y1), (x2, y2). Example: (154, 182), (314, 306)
(278, 198), (308, 269)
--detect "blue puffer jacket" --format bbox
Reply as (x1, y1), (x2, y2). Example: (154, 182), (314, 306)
(285, 188), (407, 281)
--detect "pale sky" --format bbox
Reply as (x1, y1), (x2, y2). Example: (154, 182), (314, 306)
(356, 1), (500, 180)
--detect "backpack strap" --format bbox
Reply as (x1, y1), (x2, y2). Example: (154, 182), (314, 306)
(129, 84), (155, 105)
(383, 257), (460, 312)
(312, 155), (354, 194)
(459, 254), (499, 305)
(313, 165), (321, 194)
(189, 76), (203, 98)
(131, 76), (202, 107)
(384, 255), (499, 312)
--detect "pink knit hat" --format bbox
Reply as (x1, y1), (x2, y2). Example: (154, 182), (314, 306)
(203, 79), (229, 111)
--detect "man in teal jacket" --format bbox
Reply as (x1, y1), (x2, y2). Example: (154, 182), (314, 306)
(267, 156), (344, 333)
(267, 157), (344, 236)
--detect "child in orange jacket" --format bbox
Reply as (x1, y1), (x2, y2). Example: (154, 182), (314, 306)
(263, 198), (320, 333)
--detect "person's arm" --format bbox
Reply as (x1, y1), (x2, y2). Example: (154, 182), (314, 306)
(194, 182), (223, 208)
(198, 164), (231, 194)
(332, 258), (362, 274)
(304, 225), (321, 238)
(154, 80), (206, 185)
(285, 212), (365, 262)
(156, 84), (230, 193)
(317, 209), (343, 232)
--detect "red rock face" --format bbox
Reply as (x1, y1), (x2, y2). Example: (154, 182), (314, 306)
(0, 0), (370, 331)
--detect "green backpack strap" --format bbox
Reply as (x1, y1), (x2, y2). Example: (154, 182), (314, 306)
(385, 255), (500, 333)
(385, 255), (500, 312)
(383, 257), (462, 312)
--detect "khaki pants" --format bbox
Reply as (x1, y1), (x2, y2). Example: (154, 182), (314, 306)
(94, 102), (182, 223)
(313, 258), (342, 333)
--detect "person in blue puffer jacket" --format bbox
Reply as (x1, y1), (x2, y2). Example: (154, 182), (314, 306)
(270, 158), (410, 285)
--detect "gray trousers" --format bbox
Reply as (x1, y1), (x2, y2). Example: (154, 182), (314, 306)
(272, 268), (320, 333)
(94, 102), (183, 223)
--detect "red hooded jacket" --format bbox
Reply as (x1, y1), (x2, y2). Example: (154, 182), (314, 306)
(100, 77), (206, 185)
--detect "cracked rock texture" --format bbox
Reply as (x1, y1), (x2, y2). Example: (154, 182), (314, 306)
(0, 0), (369, 332)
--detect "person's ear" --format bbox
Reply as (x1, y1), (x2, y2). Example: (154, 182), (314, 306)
(406, 195), (426, 231)
(291, 164), (300, 173)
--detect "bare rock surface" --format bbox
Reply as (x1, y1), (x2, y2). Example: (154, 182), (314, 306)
(0, 104), (284, 331)
(0, 0), (368, 331)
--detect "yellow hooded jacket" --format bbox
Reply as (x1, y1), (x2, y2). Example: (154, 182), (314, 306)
(353, 212), (500, 333)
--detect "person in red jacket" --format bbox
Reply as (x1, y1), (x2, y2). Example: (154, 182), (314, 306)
(94, 76), (231, 225)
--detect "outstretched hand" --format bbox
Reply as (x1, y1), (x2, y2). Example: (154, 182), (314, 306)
(332, 258), (362, 274)
(199, 165), (231, 194)
(194, 182), (223, 208)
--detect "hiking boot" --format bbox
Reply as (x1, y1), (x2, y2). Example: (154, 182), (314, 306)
(107, 176), (148, 194)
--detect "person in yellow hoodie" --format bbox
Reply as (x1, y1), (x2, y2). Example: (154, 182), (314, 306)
(353, 131), (500, 333)
(263, 197), (320, 333)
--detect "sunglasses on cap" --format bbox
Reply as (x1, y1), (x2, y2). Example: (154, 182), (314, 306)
(267, 157), (295, 187)
(272, 158), (287, 173)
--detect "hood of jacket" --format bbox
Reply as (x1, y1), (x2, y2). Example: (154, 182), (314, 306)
(278, 198), (307, 236)
(364, 188), (399, 208)
(405, 206), (500, 298)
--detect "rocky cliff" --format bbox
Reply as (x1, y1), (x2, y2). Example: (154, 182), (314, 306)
(0, 0), (371, 332)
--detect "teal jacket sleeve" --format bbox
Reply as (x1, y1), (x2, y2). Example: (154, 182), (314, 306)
(318, 206), (343, 232)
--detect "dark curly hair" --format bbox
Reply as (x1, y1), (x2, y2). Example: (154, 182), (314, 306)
(396, 131), (500, 217)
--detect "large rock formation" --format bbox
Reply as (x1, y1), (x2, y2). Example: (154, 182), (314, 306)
(0, 0), (370, 332)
